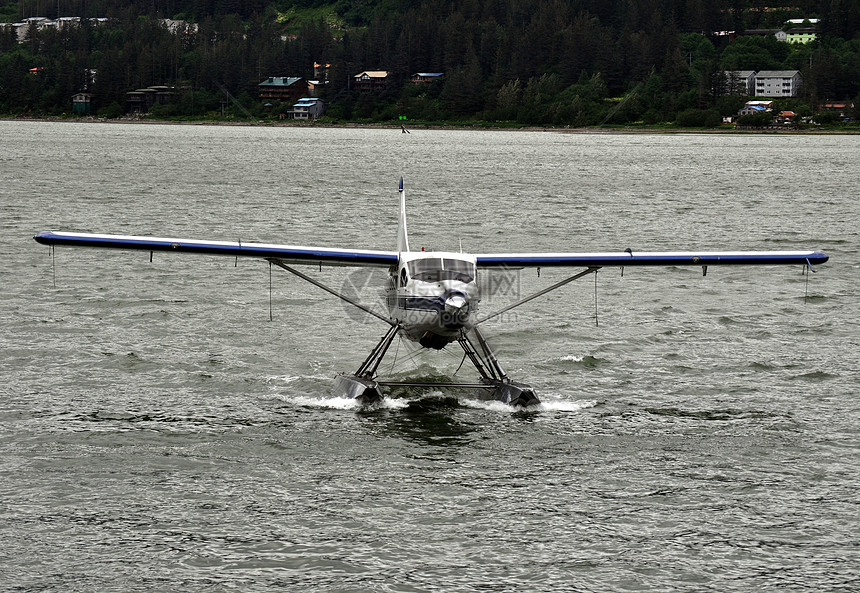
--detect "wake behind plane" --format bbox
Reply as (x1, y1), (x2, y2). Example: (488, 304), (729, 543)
(34, 178), (828, 407)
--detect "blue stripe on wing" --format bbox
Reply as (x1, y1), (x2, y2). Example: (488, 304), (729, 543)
(475, 251), (829, 268)
(34, 231), (399, 267)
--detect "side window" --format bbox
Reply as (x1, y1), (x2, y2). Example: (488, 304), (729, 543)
(387, 276), (397, 308)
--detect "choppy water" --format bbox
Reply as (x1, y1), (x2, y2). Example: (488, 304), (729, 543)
(2, 121), (859, 592)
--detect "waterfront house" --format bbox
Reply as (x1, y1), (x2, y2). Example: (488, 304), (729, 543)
(738, 105), (768, 117)
(289, 98), (325, 120)
(72, 92), (93, 115)
(126, 86), (175, 113)
(738, 100), (775, 117)
(258, 77), (307, 102)
(776, 111), (798, 124)
(821, 102), (852, 118)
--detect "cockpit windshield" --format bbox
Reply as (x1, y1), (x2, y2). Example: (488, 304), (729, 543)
(443, 259), (476, 283)
(407, 258), (475, 283)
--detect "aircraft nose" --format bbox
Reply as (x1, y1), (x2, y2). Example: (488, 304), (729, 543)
(442, 292), (470, 329)
(444, 294), (468, 314)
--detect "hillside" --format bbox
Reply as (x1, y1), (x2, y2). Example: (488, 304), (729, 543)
(1, 0), (859, 126)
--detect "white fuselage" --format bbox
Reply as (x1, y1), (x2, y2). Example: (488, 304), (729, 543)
(387, 251), (480, 349)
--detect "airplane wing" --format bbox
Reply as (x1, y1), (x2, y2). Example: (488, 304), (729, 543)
(34, 232), (829, 269)
(475, 250), (829, 268)
(33, 231), (399, 268)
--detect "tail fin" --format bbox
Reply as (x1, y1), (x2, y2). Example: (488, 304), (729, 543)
(397, 177), (410, 253)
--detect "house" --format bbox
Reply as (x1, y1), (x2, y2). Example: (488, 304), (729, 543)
(745, 25), (816, 44)
(784, 28), (816, 43)
(738, 100), (774, 117)
(353, 71), (389, 92)
(411, 73), (444, 84)
(819, 101), (857, 121)
(59, 16), (82, 27)
(776, 111), (797, 124)
(754, 71), (801, 98)
(314, 62), (330, 81)
(289, 98), (325, 120)
(258, 77), (307, 102)
(821, 103), (853, 119)
(783, 19), (818, 43)
(72, 92), (93, 115)
(9, 18), (48, 41)
(160, 19), (198, 34)
(307, 79), (328, 97)
(723, 70), (756, 96)
(738, 105), (769, 117)
(744, 100), (775, 110)
(3, 16), (108, 42)
(126, 86), (175, 113)
(745, 28), (782, 39)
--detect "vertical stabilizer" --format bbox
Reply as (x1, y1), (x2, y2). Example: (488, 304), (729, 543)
(397, 177), (410, 253)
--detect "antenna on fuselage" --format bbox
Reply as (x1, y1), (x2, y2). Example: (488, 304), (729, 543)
(397, 177), (410, 253)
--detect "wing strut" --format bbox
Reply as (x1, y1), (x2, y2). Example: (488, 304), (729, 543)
(477, 267), (600, 325)
(267, 258), (395, 326)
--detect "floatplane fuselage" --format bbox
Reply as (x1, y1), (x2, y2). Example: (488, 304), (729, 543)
(388, 178), (478, 349)
(34, 178), (828, 407)
(389, 250), (479, 349)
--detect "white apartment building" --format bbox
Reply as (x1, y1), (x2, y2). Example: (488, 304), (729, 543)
(754, 71), (802, 97)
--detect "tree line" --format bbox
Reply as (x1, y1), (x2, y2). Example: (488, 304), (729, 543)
(1, 0), (859, 125)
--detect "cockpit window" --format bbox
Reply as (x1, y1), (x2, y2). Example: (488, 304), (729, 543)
(407, 258), (475, 283)
(443, 259), (476, 283)
(407, 258), (442, 281)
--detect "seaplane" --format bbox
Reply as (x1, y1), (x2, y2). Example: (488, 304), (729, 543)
(34, 178), (828, 407)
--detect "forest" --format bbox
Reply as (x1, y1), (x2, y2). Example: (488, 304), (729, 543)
(1, 0), (859, 126)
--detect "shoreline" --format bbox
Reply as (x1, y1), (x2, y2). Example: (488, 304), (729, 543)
(3, 114), (858, 135)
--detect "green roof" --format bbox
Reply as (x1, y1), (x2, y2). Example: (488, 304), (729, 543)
(259, 77), (303, 87)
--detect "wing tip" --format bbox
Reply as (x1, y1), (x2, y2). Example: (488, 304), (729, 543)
(34, 230), (55, 244)
(810, 251), (829, 265)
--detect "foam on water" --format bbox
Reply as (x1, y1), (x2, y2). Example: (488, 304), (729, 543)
(263, 373), (332, 385)
(263, 376), (596, 414)
(265, 389), (412, 411)
(280, 394), (363, 410)
(536, 397), (599, 412)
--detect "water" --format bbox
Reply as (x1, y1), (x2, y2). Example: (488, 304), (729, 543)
(2, 121), (859, 592)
